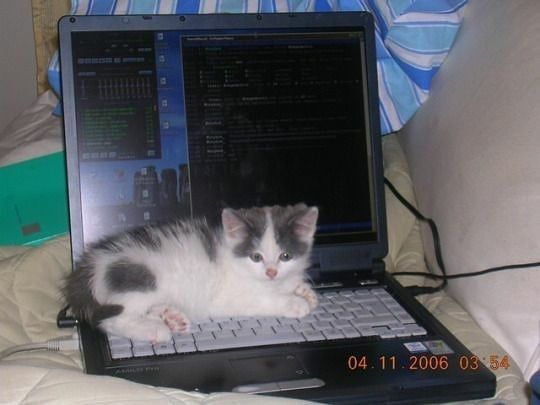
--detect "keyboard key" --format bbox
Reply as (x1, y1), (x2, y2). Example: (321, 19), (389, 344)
(253, 326), (276, 336)
(193, 331), (215, 341)
(334, 311), (355, 320)
(315, 312), (335, 321)
(322, 304), (342, 312)
(322, 328), (345, 340)
(219, 320), (240, 331)
(214, 329), (235, 339)
(234, 328), (255, 338)
(365, 303), (391, 316)
(352, 309), (373, 318)
(409, 326), (427, 336)
(198, 322), (221, 332)
(342, 326), (361, 338)
(258, 317), (280, 327)
(299, 314), (317, 323)
(381, 297), (400, 306)
(312, 307), (327, 316)
(278, 317), (299, 325)
(351, 315), (397, 328)
(317, 297), (332, 305)
(394, 313), (416, 324)
(354, 289), (372, 297)
(273, 325), (294, 335)
(331, 319), (352, 329)
(371, 288), (389, 296)
(353, 296), (378, 304)
(331, 296), (351, 305)
(293, 323), (314, 333)
(132, 343), (154, 357)
(312, 321), (333, 331)
(172, 333), (194, 344)
(108, 335), (131, 348)
(239, 319), (260, 329)
(303, 330), (326, 341)
(342, 302), (363, 311)
(175, 341), (197, 353)
(372, 326), (396, 339)
(110, 346), (133, 359)
(154, 341), (176, 355)
(358, 327), (378, 337)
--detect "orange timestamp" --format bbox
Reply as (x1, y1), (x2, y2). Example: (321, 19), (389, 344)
(347, 354), (510, 371)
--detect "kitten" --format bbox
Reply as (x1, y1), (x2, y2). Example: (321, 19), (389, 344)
(63, 204), (319, 342)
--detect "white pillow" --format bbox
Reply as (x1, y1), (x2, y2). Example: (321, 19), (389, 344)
(400, 0), (540, 380)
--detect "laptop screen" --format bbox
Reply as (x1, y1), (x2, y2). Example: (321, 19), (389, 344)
(68, 23), (378, 247)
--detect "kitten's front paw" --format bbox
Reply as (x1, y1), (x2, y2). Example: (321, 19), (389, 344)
(159, 307), (191, 334)
(129, 320), (172, 344)
(294, 283), (318, 310)
(284, 296), (311, 319)
(150, 323), (174, 343)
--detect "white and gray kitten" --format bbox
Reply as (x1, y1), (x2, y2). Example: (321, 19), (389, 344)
(64, 204), (319, 342)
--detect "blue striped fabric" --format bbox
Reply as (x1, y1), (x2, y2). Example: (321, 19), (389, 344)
(48, 0), (467, 134)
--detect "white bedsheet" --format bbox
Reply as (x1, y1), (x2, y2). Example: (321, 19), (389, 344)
(0, 95), (529, 403)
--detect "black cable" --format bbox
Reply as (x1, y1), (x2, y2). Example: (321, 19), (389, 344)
(384, 177), (447, 295)
(383, 177), (540, 295)
(393, 261), (540, 280)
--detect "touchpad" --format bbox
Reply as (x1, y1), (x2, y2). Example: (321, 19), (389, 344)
(230, 354), (308, 383)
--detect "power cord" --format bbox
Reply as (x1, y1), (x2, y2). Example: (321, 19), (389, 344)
(57, 304), (79, 328)
(0, 331), (79, 361)
(384, 177), (540, 295)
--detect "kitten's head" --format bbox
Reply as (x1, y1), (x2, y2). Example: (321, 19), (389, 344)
(222, 204), (318, 282)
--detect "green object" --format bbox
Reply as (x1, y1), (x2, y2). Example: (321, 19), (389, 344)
(0, 152), (69, 246)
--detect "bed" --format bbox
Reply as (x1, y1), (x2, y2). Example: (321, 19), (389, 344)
(0, 90), (528, 403)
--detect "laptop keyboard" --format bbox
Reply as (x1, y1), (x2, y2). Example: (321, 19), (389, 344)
(107, 288), (427, 360)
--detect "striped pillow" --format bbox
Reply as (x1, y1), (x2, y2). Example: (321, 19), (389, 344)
(338, 0), (468, 133)
(48, 0), (467, 134)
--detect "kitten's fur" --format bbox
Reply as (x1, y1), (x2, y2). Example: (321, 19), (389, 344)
(64, 204), (319, 342)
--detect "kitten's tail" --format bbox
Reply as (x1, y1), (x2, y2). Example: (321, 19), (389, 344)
(63, 265), (124, 327)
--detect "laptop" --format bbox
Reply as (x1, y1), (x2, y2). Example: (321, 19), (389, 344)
(58, 12), (495, 403)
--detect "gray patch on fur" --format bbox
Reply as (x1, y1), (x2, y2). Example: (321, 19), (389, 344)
(92, 304), (124, 325)
(229, 207), (267, 257)
(105, 260), (157, 292)
(90, 226), (161, 253)
(125, 226), (162, 250)
(193, 220), (219, 261)
(158, 219), (219, 261)
(159, 220), (184, 241)
(64, 256), (125, 326)
(272, 204), (311, 257)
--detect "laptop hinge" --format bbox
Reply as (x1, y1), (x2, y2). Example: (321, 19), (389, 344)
(372, 259), (385, 276)
(350, 258), (385, 286)
(310, 258), (386, 289)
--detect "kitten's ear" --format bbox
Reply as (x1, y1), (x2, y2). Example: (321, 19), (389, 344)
(222, 209), (248, 242)
(292, 206), (319, 240)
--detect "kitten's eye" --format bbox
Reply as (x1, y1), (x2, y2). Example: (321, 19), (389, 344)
(249, 252), (263, 262)
(279, 252), (293, 262)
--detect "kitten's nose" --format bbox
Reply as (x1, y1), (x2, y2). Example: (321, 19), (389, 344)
(266, 267), (278, 279)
